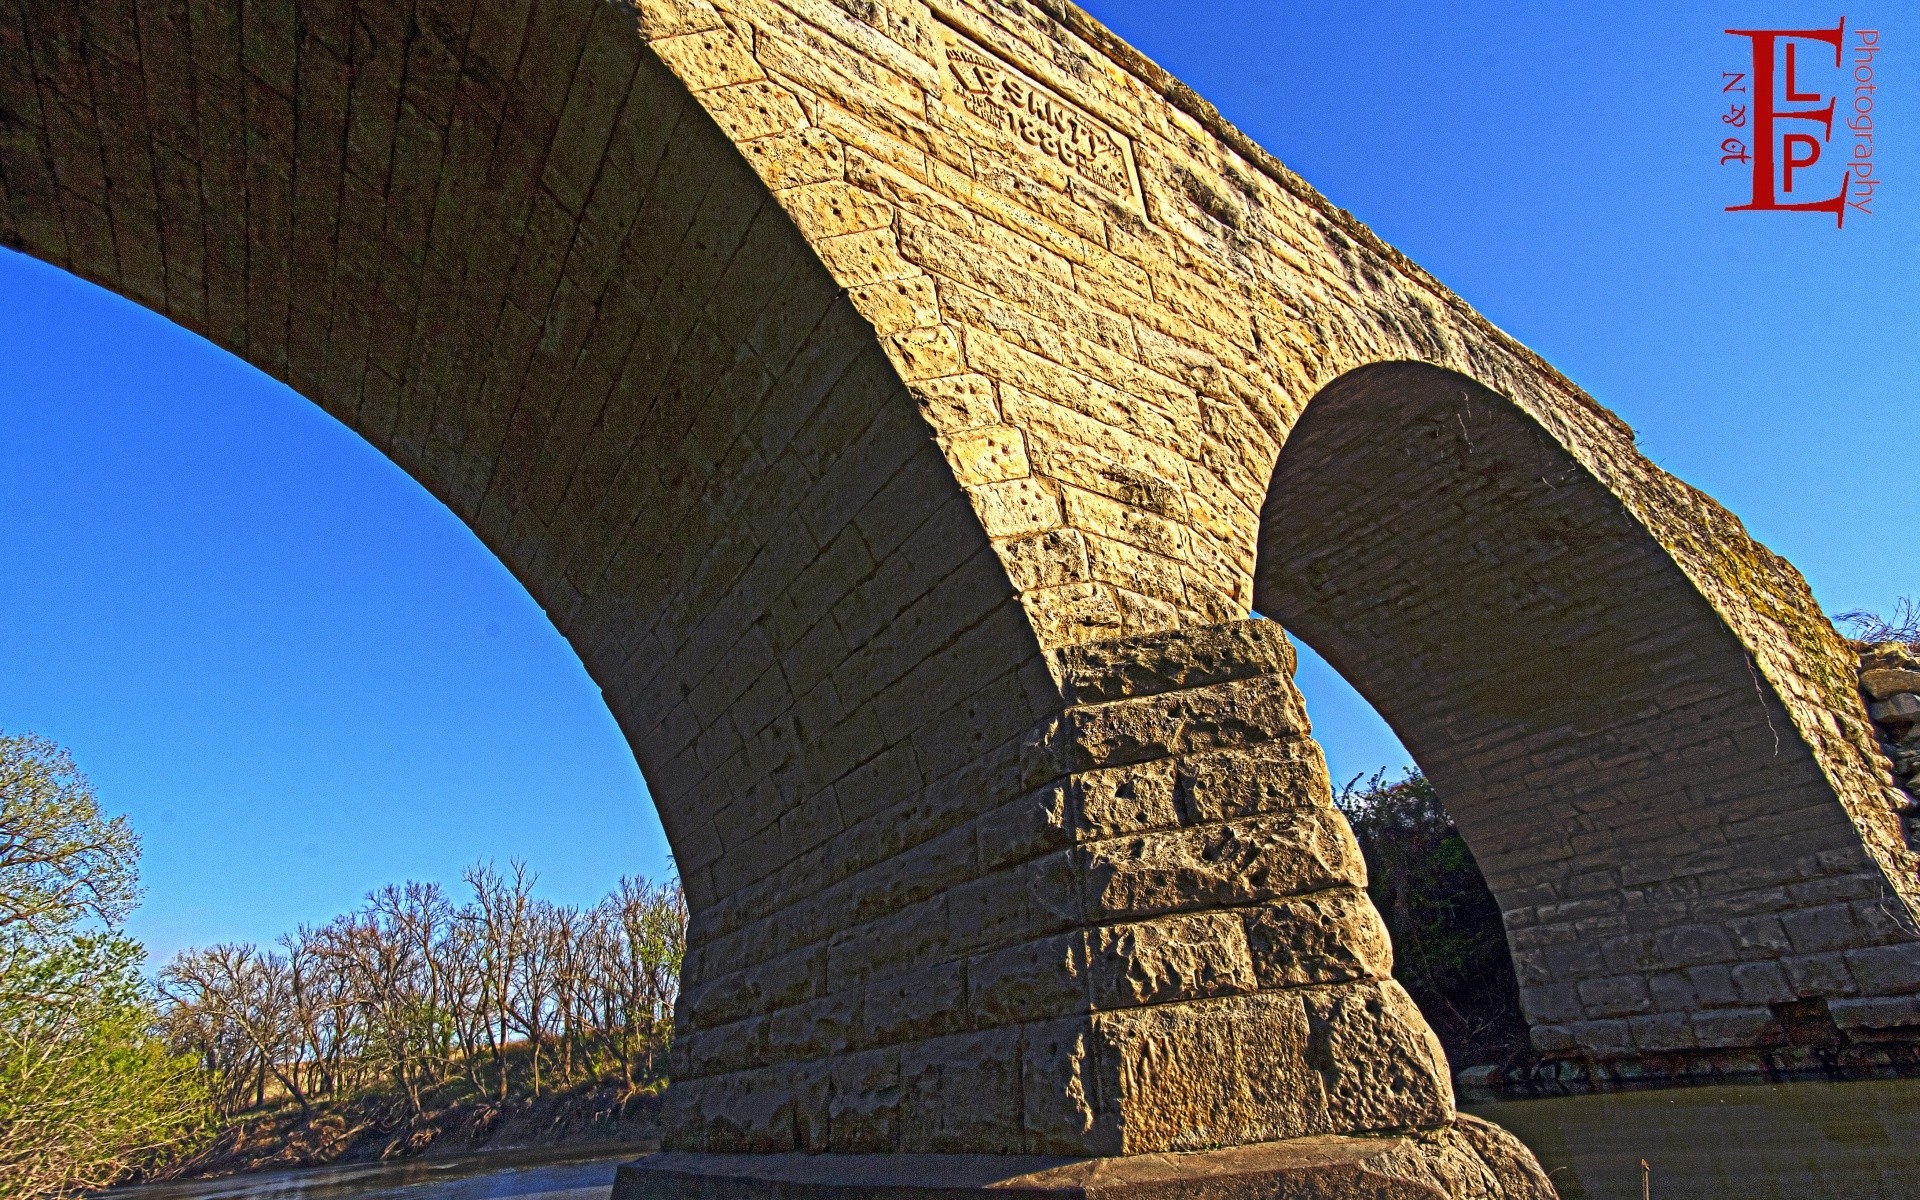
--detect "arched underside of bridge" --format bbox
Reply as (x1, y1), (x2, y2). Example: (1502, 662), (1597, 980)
(1256, 362), (1920, 1066)
(2, 0), (1914, 1192)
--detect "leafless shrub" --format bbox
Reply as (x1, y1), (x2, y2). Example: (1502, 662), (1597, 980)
(158, 862), (685, 1116)
(1835, 596), (1920, 649)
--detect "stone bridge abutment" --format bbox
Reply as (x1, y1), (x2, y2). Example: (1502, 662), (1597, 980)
(2, 0), (1914, 1193)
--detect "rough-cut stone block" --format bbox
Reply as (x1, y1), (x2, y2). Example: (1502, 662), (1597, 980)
(1072, 758), (1179, 840)
(1690, 1006), (1782, 1049)
(1020, 1016), (1117, 1156)
(1082, 810), (1365, 920)
(1048, 618), (1294, 704)
(828, 1047), (902, 1153)
(1062, 673), (1309, 772)
(1086, 910), (1255, 1009)
(1831, 994), (1920, 1030)
(1174, 739), (1331, 824)
(967, 931), (1088, 1028)
(899, 1027), (1024, 1152)
(1239, 887), (1392, 988)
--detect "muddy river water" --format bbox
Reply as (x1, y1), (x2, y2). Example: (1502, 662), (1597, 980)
(106, 1076), (1920, 1200)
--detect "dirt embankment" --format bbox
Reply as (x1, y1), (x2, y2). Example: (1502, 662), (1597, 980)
(142, 1081), (662, 1183)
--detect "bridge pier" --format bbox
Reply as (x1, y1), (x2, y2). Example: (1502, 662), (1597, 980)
(614, 1116), (1554, 1200)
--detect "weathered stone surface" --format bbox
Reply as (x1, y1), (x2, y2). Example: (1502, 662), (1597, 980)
(1085, 911), (1256, 1008)
(1870, 694), (1920, 722)
(614, 1121), (1554, 1199)
(1860, 667), (1920, 701)
(1083, 811), (1366, 920)
(1241, 888), (1395, 988)
(1049, 618), (1295, 703)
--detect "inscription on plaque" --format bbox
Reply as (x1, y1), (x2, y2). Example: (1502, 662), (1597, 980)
(943, 33), (1143, 211)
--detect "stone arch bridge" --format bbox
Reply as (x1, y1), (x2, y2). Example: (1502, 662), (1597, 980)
(3, 0), (1914, 1193)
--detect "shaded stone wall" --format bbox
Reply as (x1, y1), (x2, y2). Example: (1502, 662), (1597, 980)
(670, 619), (1458, 1152)
(1257, 364), (1920, 1075)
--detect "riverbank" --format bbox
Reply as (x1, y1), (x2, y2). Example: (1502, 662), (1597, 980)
(133, 1079), (662, 1185)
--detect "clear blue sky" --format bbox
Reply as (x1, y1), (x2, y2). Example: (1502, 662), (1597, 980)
(0, 1), (1912, 964)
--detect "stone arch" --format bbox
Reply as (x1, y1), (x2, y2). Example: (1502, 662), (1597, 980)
(1256, 360), (1920, 1068)
(2, 4), (1558, 1183)
(0, 0), (1079, 1140)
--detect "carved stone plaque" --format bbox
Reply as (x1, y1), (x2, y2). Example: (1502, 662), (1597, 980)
(941, 29), (1144, 212)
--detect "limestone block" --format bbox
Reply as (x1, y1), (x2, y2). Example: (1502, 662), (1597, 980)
(650, 28), (765, 90)
(899, 1027), (1025, 1152)
(701, 80), (809, 141)
(862, 958), (966, 1047)
(1782, 950), (1860, 997)
(1072, 757), (1179, 840)
(1861, 667), (1920, 701)
(1690, 1006), (1782, 1049)
(940, 424), (1031, 487)
(847, 271), (938, 330)
(971, 477), (1063, 538)
(1240, 887), (1394, 987)
(1781, 902), (1865, 954)
(1083, 810), (1366, 920)
(1020, 1016), (1119, 1156)
(766, 989), (858, 1061)
(1831, 994), (1920, 1030)
(1048, 618), (1295, 704)
(975, 781), (1074, 871)
(828, 1046), (903, 1152)
(701, 1065), (803, 1152)
(913, 373), (1001, 434)
(1627, 1011), (1696, 1052)
(1844, 943), (1920, 994)
(968, 930), (1090, 1028)
(999, 529), (1092, 592)
(1092, 992), (1313, 1154)
(1568, 1019), (1634, 1058)
(1301, 981), (1456, 1135)
(780, 180), (895, 239)
(1650, 923), (1735, 968)
(1727, 913), (1792, 955)
(1086, 911), (1256, 1009)
(740, 126), (845, 189)
(1063, 673), (1310, 772)
(1731, 960), (1793, 1005)
(1174, 739), (1332, 824)
(943, 849), (1084, 955)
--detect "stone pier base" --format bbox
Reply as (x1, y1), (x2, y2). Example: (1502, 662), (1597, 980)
(614, 1117), (1556, 1200)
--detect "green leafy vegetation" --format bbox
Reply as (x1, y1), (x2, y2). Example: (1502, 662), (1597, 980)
(1335, 767), (1530, 1068)
(0, 732), (211, 1198)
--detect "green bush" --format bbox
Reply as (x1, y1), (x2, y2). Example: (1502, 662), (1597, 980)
(1335, 768), (1529, 1066)
(0, 732), (212, 1197)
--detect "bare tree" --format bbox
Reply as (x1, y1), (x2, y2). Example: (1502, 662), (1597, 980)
(160, 945), (312, 1117)
(158, 861), (688, 1119)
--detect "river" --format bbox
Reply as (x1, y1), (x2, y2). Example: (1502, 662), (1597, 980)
(106, 1077), (1920, 1200)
